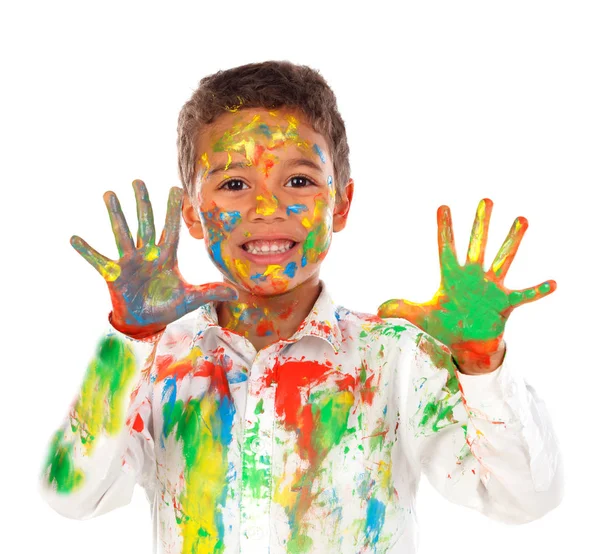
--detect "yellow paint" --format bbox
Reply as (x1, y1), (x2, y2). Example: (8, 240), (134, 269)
(467, 200), (487, 263)
(143, 245), (161, 262)
(99, 261), (121, 282)
(256, 193), (278, 215)
(200, 152), (210, 180)
(179, 396), (229, 554)
(491, 219), (523, 275)
(75, 339), (137, 455)
(234, 258), (250, 279)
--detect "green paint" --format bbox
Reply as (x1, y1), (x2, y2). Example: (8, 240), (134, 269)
(42, 334), (138, 493)
(42, 431), (84, 493)
(371, 323), (407, 340)
(312, 393), (352, 455)
(254, 398), (264, 415)
(287, 533), (313, 554)
(242, 420), (271, 499)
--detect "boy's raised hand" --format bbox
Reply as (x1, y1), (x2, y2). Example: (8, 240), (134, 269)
(377, 198), (556, 370)
(70, 179), (238, 337)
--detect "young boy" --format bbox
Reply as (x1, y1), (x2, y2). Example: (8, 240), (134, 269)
(38, 61), (564, 554)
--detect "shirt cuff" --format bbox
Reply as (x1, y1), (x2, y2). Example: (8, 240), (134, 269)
(455, 341), (530, 424)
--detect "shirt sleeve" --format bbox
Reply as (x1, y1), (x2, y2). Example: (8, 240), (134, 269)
(401, 329), (565, 524)
(37, 315), (164, 520)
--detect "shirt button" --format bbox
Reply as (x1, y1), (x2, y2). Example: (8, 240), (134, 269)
(246, 526), (264, 540)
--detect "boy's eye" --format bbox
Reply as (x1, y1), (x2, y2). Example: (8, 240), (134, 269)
(285, 176), (315, 188)
(219, 179), (248, 191)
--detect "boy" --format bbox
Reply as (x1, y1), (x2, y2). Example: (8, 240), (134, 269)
(38, 61), (564, 553)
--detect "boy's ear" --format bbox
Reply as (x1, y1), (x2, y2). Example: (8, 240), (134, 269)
(332, 178), (354, 232)
(181, 192), (204, 240)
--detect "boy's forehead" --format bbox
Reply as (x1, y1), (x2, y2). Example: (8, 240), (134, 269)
(198, 107), (327, 154)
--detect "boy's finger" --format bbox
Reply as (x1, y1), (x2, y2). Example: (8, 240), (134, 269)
(466, 198), (493, 266)
(132, 179), (156, 248)
(70, 235), (122, 282)
(490, 216), (528, 282)
(183, 283), (239, 313)
(437, 205), (459, 270)
(159, 187), (184, 254)
(508, 279), (557, 308)
(103, 191), (135, 258)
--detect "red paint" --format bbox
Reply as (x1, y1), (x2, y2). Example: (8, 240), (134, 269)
(156, 354), (194, 382)
(192, 348), (233, 399)
(257, 318), (275, 337)
(132, 413), (144, 432)
(360, 373), (377, 405)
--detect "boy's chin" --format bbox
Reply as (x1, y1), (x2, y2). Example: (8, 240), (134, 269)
(220, 274), (310, 298)
(238, 278), (300, 297)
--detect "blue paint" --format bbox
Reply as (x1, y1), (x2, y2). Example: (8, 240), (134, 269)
(257, 123), (272, 138)
(313, 143), (326, 163)
(210, 241), (234, 279)
(365, 498), (386, 545)
(160, 376), (177, 449)
(215, 393), (236, 446)
(210, 391), (236, 547)
(283, 261), (297, 278)
(301, 254), (307, 267)
(250, 272), (268, 283)
(219, 210), (241, 232)
(227, 370), (248, 384)
(286, 203), (308, 216)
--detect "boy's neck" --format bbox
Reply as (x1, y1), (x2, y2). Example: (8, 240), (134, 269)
(215, 275), (322, 353)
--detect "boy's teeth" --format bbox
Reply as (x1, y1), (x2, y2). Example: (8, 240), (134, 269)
(244, 239), (295, 255)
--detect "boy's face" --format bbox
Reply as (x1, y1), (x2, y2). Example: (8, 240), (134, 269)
(182, 107), (353, 296)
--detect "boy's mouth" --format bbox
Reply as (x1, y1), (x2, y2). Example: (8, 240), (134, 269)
(238, 237), (300, 265)
(241, 238), (297, 255)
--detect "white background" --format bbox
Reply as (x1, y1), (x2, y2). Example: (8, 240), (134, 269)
(1, 1), (597, 552)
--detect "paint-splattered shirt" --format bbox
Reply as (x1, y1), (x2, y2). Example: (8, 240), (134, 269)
(38, 281), (563, 553)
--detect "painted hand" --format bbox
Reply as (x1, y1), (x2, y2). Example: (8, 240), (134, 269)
(377, 198), (556, 370)
(70, 179), (238, 336)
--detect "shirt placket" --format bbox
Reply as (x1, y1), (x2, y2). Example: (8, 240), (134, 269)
(239, 346), (277, 553)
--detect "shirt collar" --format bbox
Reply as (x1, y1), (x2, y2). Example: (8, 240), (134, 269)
(194, 280), (342, 353)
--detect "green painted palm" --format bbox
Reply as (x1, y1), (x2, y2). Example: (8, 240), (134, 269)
(378, 198), (556, 366)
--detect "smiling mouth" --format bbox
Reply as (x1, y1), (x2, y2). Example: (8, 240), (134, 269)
(241, 239), (298, 255)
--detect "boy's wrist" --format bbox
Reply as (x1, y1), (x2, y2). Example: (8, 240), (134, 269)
(109, 311), (166, 340)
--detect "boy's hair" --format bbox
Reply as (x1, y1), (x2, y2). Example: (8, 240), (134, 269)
(176, 60), (351, 208)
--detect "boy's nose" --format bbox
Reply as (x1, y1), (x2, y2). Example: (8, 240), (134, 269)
(249, 190), (286, 222)
(256, 192), (278, 216)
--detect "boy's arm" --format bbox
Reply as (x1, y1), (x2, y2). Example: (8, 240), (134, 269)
(37, 313), (164, 520)
(402, 330), (564, 524)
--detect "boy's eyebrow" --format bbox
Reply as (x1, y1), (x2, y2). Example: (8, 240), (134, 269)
(206, 158), (324, 177)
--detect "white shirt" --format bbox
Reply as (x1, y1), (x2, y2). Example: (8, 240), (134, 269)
(38, 281), (564, 553)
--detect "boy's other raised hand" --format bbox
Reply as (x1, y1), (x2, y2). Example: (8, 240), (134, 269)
(70, 179), (238, 337)
(377, 198), (556, 372)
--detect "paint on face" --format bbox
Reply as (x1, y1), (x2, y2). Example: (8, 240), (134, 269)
(197, 111), (337, 296)
(286, 203), (309, 216)
(313, 143), (326, 164)
(298, 195), (333, 267)
(327, 175), (336, 202)
(41, 335), (138, 493)
(211, 113), (311, 176)
(200, 203), (242, 281)
(256, 192), (278, 216)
